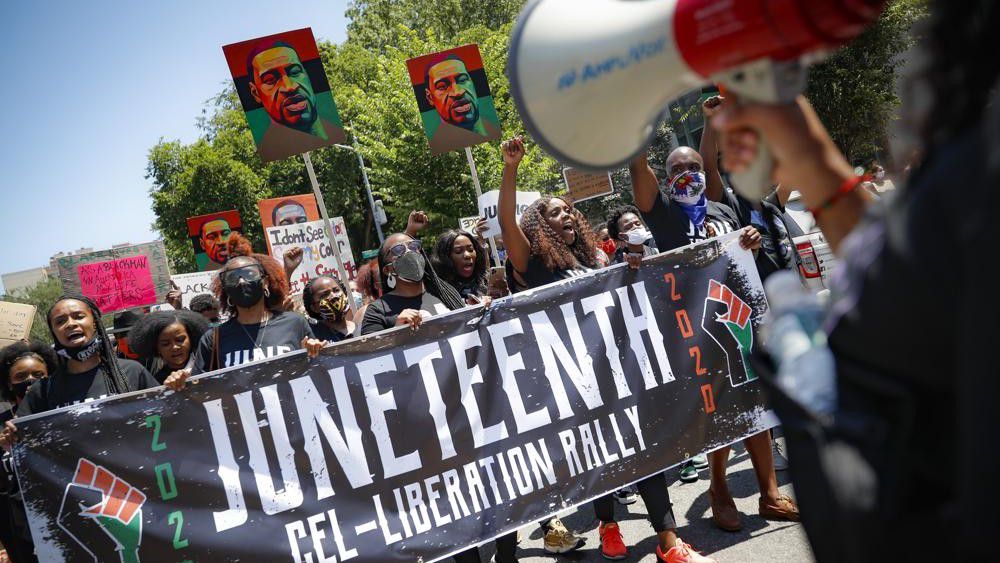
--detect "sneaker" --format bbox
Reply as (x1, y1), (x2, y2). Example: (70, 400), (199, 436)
(599, 522), (628, 560)
(614, 486), (638, 505)
(678, 460), (699, 483)
(657, 539), (717, 563)
(771, 440), (789, 471)
(691, 453), (709, 470)
(543, 517), (585, 554)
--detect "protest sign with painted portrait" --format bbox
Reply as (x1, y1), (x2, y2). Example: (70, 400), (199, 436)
(186, 211), (243, 271)
(257, 194), (321, 256)
(407, 44), (502, 155)
(223, 28), (346, 162)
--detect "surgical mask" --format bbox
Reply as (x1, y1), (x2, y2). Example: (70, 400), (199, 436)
(667, 171), (707, 205)
(623, 227), (653, 246)
(225, 279), (265, 309)
(352, 291), (363, 310)
(317, 292), (349, 321)
(393, 252), (426, 283)
(55, 334), (103, 362)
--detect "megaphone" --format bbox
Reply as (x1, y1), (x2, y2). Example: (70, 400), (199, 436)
(509, 0), (885, 198)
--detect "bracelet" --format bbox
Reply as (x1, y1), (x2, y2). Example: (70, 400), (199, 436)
(809, 175), (867, 220)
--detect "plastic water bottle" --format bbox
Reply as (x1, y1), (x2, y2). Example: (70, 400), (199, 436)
(763, 271), (837, 416)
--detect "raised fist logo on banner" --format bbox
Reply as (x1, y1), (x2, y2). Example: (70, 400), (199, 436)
(58, 458), (146, 563)
(702, 279), (757, 387)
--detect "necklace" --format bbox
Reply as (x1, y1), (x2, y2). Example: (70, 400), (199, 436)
(237, 311), (271, 351)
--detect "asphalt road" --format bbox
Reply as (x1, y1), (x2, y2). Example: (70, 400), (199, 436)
(474, 437), (814, 563)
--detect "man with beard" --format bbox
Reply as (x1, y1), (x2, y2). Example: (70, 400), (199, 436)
(199, 218), (233, 270)
(423, 55), (501, 153)
(246, 41), (344, 161)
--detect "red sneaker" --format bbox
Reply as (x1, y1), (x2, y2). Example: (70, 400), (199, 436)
(599, 522), (628, 560)
(657, 539), (717, 563)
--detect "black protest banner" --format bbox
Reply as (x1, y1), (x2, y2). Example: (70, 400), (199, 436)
(14, 232), (774, 563)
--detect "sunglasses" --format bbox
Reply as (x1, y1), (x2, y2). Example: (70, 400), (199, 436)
(387, 240), (422, 258)
(221, 265), (265, 286)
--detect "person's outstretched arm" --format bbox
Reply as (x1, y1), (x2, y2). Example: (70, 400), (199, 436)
(629, 153), (660, 213)
(700, 95), (727, 202)
(713, 96), (867, 253)
(499, 137), (531, 273)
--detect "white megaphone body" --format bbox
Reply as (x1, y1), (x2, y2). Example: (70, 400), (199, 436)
(509, 0), (885, 199)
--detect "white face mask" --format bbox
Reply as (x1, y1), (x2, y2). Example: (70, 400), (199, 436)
(623, 226), (652, 246)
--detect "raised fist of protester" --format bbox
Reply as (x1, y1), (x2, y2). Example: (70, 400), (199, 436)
(301, 336), (325, 358)
(702, 95), (726, 119)
(283, 247), (304, 276)
(0, 421), (18, 452)
(405, 211), (430, 237)
(711, 95), (853, 208)
(395, 309), (423, 330)
(739, 226), (762, 251)
(164, 368), (191, 391)
(473, 217), (490, 240)
(501, 136), (525, 168)
(166, 282), (182, 310)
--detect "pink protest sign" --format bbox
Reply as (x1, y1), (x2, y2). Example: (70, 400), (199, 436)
(76, 256), (157, 312)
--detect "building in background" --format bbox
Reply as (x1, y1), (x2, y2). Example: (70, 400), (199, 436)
(1, 267), (49, 296)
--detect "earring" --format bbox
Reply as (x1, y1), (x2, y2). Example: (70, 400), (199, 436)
(264, 287), (270, 298)
(225, 296), (232, 308)
(386, 273), (397, 289)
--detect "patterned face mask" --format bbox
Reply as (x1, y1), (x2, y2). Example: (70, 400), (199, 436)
(317, 291), (349, 321)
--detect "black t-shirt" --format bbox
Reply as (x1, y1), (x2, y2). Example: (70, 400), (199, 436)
(361, 292), (451, 335)
(191, 311), (313, 374)
(507, 255), (595, 293)
(641, 191), (741, 251)
(311, 320), (354, 343)
(719, 188), (804, 280)
(17, 359), (158, 416)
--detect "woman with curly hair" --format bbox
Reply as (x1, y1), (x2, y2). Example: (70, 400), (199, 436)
(302, 275), (356, 342)
(499, 136), (606, 294)
(0, 341), (57, 416)
(431, 227), (490, 304)
(129, 310), (210, 383)
(165, 233), (324, 390)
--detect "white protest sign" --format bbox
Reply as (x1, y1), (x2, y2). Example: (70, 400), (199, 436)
(170, 271), (218, 309)
(562, 167), (614, 203)
(458, 216), (479, 233)
(0, 301), (36, 347)
(266, 218), (356, 295)
(477, 190), (541, 239)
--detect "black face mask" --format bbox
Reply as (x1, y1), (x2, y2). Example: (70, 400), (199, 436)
(12, 380), (35, 400)
(54, 335), (103, 362)
(225, 279), (265, 309)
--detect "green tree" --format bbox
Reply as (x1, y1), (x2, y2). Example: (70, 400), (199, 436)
(806, 0), (928, 165)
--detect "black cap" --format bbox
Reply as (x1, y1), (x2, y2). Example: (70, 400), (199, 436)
(110, 310), (143, 335)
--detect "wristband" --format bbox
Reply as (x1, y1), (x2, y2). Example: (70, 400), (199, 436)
(809, 175), (867, 220)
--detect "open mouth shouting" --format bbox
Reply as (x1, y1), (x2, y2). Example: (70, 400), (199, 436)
(66, 329), (87, 345)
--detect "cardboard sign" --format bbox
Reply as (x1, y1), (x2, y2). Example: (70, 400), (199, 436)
(406, 44), (502, 155)
(266, 218), (356, 294)
(171, 271), (218, 309)
(223, 28), (346, 163)
(458, 216), (480, 233)
(0, 301), (36, 347)
(56, 242), (172, 314)
(186, 210), (243, 271)
(258, 194), (322, 255)
(477, 190), (541, 239)
(563, 167), (614, 203)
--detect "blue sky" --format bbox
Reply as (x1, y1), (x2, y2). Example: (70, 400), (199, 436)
(0, 0), (349, 291)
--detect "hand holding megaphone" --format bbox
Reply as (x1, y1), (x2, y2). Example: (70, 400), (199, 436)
(712, 95), (854, 210)
(508, 0), (884, 200)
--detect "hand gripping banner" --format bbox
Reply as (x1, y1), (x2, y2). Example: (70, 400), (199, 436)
(14, 231), (775, 562)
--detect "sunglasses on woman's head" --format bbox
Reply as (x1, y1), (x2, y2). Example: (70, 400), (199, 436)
(387, 240), (422, 258)
(221, 265), (265, 285)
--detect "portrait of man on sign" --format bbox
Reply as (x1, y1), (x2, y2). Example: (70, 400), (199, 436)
(271, 199), (309, 226)
(224, 28), (346, 163)
(186, 210), (243, 271)
(407, 44), (502, 155)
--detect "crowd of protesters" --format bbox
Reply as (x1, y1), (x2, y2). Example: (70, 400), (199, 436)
(0, 92), (826, 563)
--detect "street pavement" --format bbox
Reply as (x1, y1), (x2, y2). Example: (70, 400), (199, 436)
(476, 437), (814, 563)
